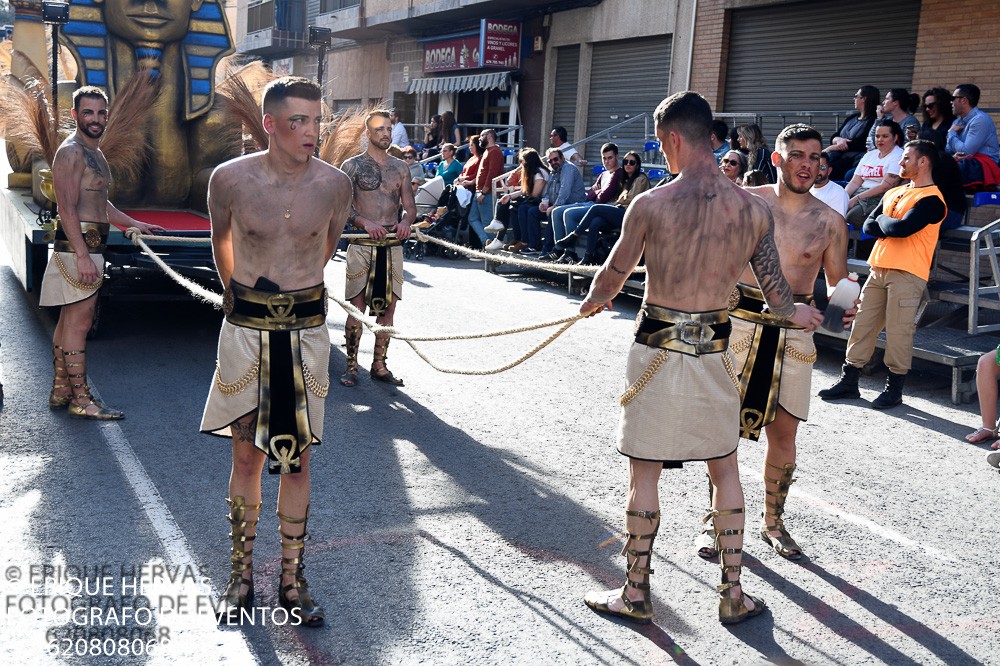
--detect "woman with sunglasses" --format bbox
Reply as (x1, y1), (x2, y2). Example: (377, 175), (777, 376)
(736, 124), (775, 184)
(720, 150), (748, 185)
(556, 151), (650, 264)
(401, 147), (425, 181)
(914, 88), (955, 147)
(827, 86), (879, 179)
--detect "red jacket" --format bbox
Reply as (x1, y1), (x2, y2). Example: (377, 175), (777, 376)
(476, 144), (505, 193)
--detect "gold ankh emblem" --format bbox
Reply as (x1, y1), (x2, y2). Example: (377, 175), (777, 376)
(269, 435), (301, 474)
(740, 408), (764, 440)
(265, 293), (296, 327)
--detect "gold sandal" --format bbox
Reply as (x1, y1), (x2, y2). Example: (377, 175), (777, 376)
(277, 506), (324, 627)
(760, 462), (802, 560)
(64, 349), (124, 420)
(340, 324), (361, 387)
(49, 345), (72, 409)
(714, 507), (766, 625)
(216, 496), (260, 624)
(583, 509), (659, 623)
(370, 335), (403, 386)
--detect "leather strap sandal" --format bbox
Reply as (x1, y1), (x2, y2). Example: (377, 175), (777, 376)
(714, 507), (766, 625)
(965, 426), (999, 444)
(340, 324), (361, 387)
(49, 345), (71, 409)
(217, 496), (260, 625)
(583, 509), (659, 624)
(370, 335), (403, 386)
(760, 462), (802, 560)
(63, 349), (124, 420)
(277, 506), (325, 627)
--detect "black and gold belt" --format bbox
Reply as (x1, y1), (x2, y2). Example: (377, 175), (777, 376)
(223, 280), (328, 331)
(350, 238), (403, 248)
(728, 283), (812, 328)
(53, 220), (110, 254)
(634, 304), (731, 356)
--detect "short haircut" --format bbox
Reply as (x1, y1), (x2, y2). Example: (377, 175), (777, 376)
(601, 142), (619, 155)
(711, 119), (729, 143)
(365, 109), (391, 129)
(955, 83), (981, 107)
(262, 76), (321, 114)
(653, 91), (712, 144)
(482, 128), (497, 142)
(820, 151), (832, 164)
(552, 126), (568, 142)
(546, 147), (565, 159)
(775, 123), (822, 152)
(904, 139), (938, 170)
(73, 85), (108, 112)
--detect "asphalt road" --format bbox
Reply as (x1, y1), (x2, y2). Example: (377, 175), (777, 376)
(0, 244), (997, 665)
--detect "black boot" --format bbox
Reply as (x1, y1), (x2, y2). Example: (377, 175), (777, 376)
(818, 363), (861, 400)
(871, 372), (904, 409)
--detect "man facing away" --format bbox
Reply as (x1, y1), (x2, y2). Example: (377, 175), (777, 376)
(200, 77), (352, 626)
(581, 92), (821, 625)
(339, 111), (415, 387)
(820, 139), (947, 409)
(42, 86), (163, 420)
(698, 125), (851, 563)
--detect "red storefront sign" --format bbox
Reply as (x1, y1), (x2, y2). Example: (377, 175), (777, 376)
(479, 20), (520, 69)
(422, 20), (521, 73)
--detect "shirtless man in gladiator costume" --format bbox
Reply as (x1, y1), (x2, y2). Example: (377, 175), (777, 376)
(580, 92), (821, 625)
(200, 77), (351, 626)
(42, 86), (163, 420)
(339, 110), (415, 387)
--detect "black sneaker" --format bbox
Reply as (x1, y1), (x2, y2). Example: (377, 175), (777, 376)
(556, 251), (579, 264)
(538, 251), (560, 262)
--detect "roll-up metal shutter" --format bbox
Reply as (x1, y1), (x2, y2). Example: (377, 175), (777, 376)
(585, 36), (671, 165)
(552, 45), (580, 142)
(724, 0), (920, 145)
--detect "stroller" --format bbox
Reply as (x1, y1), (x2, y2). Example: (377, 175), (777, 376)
(405, 176), (470, 260)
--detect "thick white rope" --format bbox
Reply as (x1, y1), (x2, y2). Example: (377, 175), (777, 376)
(125, 229), (223, 307)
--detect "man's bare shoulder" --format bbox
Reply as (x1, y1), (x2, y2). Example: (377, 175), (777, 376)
(210, 153), (262, 188)
(52, 138), (85, 165)
(308, 157), (351, 190)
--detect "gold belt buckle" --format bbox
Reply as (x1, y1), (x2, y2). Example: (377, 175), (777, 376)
(679, 321), (710, 347)
(265, 293), (297, 328)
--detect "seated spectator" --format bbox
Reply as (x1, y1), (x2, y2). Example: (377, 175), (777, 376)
(549, 126), (584, 166)
(421, 114), (443, 159)
(947, 84), (1000, 189)
(720, 149), (748, 185)
(401, 146), (425, 182)
(441, 110), (462, 145)
(516, 147), (586, 254)
(736, 123), (776, 183)
(540, 142), (623, 261)
(742, 169), (769, 187)
(712, 119), (730, 164)
(910, 88), (955, 147)
(845, 121), (904, 255)
(455, 134), (483, 190)
(965, 347), (1000, 448)
(917, 129), (966, 229)
(811, 151), (850, 218)
(435, 142), (463, 186)
(488, 149), (549, 252)
(555, 151), (650, 264)
(867, 88), (920, 152)
(828, 86), (879, 179)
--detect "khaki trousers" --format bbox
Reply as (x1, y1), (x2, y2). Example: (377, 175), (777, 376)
(845, 267), (925, 375)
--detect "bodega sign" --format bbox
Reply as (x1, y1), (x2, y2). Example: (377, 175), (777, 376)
(422, 20), (521, 73)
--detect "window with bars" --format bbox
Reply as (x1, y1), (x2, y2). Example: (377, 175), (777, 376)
(247, 1), (274, 33)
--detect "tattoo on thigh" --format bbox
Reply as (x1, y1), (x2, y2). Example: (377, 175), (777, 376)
(232, 420), (255, 442)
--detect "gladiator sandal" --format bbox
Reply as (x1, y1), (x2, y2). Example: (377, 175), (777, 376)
(760, 462), (803, 560)
(695, 474), (718, 559)
(217, 496), (260, 624)
(339, 324), (362, 387)
(277, 506), (325, 627)
(49, 345), (71, 409)
(583, 509), (659, 624)
(63, 349), (124, 420)
(370, 334), (404, 386)
(714, 507), (766, 625)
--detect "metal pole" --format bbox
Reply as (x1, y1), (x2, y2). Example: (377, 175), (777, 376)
(315, 44), (326, 157)
(51, 23), (58, 142)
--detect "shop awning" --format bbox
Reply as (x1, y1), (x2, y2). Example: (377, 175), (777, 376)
(407, 71), (512, 95)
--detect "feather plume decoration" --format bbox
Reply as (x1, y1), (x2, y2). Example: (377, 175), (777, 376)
(217, 71), (268, 152)
(100, 70), (159, 185)
(0, 74), (62, 165)
(318, 106), (373, 168)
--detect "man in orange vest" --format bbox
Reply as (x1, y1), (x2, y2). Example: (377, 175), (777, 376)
(820, 139), (947, 408)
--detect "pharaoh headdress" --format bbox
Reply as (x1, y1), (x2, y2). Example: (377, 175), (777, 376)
(59, 0), (234, 121)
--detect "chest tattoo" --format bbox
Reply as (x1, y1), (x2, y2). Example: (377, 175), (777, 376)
(354, 154), (383, 191)
(82, 147), (104, 179)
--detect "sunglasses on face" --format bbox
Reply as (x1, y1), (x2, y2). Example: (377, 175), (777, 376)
(722, 159), (740, 166)
(622, 159), (638, 166)
(854, 94), (864, 99)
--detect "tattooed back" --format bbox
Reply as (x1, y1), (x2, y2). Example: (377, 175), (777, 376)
(629, 167), (773, 312)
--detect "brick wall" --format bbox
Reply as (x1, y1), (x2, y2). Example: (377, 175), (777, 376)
(688, 0), (726, 109)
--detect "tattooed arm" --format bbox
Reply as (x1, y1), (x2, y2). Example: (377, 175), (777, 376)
(581, 200), (647, 315)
